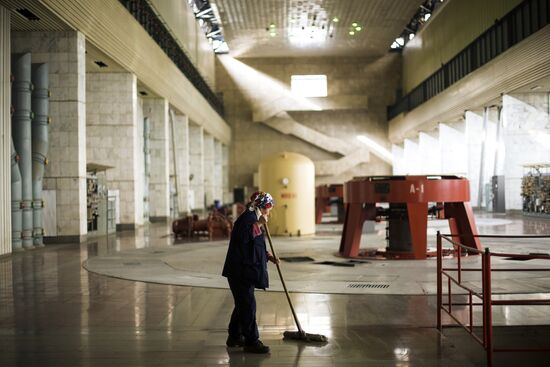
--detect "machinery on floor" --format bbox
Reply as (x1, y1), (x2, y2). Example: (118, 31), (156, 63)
(339, 175), (481, 259)
(521, 163), (550, 217)
(172, 211), (232, 240)
(315, 184), (345, 224)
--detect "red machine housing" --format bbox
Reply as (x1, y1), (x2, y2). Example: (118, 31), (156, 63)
(339, 175), (481, 259)
(315, 184), (344, 224)
(173, 211), (232, 241)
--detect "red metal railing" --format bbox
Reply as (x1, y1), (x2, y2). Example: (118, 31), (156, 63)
(436, 232), (550, 367)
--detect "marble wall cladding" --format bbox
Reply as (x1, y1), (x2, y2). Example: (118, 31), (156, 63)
(86, 72), (143, 226)
(12, 31), (87, 239)
(502, 93), (550, 210)
(189, 123), (204, 209)
(143, 99), (169, 218)
(203, 133), (215, 207)
(216, 54), (399, 188)
(135, 97), (144, 224)
(172, 113), (190, 214)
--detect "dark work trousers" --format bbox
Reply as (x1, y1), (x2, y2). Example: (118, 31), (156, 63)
(227, 277), (259, 345)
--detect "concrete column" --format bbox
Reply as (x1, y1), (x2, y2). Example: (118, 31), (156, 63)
(189, 123), (204, 210)
(419, 131), (441, 174)
(439, 122), (468, 176)
(213, 139), (223, 205)
(86, 72), (143, 229)
(171, 112), (190, 215)
(465, 110), (499, 208)
(403, 138), (420, 174)
(391, 144), (405, 175)
(0, 5), (11, 255)
(222, 144), (231, 203)
(144, 99), (169, 221)
(203, 133), (215, 208)
(12, 31), (87, 242)
(502, 93), (550, 210)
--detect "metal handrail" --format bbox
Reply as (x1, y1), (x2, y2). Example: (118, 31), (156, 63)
(437, 231), (550, 367)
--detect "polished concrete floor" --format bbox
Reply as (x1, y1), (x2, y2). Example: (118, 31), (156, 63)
(1, 213), (550, 366)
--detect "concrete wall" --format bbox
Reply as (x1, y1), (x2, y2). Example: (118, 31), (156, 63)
(502, 93), (550, 210)
(87, 72), (144, 227)
(402, 0), (522, 93)
(217, 55), (400, 188)
(12, 31), (87, 241)
(0, 5), (11, 255)
(149, 0), (215, 89)
(144, 98), (170, 220)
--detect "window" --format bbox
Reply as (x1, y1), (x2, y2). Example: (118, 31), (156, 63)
(291, 75), (327, 97)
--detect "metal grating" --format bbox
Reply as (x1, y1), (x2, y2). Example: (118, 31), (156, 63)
(347, 283), (390, 289)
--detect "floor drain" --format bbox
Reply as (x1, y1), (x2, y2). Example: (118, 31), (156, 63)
(505, 252), (549, 261)
(347, 283), (390, 289)
(280, 256), (315, 262)
(315, 261), (355, 267)
(123, 262), (141, 266)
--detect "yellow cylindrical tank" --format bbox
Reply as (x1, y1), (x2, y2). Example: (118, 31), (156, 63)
(259, 152), (315, 236)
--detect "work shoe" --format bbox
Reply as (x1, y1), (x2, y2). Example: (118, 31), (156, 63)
(226, 335), (245, 348)
(243, 340), (270, 354)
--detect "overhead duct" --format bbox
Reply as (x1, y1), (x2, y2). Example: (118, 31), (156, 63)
(31, 63), (49, 247)
(11, 53), (34, 249)
(11, 138), (23, 252)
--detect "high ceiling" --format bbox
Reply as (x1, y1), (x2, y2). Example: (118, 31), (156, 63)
(211, 0), (424, 58)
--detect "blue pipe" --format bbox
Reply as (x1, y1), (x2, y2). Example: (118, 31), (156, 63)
(11, 53), (34, 249)
(11, 138), (23, 252)
(31, 63), (49, 247)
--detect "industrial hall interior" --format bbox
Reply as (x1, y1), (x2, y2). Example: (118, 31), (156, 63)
(1, 0), (550, 366)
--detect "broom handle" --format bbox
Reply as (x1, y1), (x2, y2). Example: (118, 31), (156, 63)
(264, 224), (305, 335)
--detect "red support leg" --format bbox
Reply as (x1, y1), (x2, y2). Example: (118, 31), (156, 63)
(445, 202), (482, 252)
(407, 203), (428, 259)
(339, 203), (368, 257)
(315, 197), (325, 224)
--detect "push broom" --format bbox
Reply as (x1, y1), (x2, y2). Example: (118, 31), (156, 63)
(263, 223), (328, 343)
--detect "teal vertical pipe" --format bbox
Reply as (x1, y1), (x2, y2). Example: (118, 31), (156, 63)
(10, 138), (22, 251)
(31, 63), (48, 247)
(11, 53), (33, 249)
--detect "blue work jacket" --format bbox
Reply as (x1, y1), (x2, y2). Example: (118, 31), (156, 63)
(222, 208), (269, 289)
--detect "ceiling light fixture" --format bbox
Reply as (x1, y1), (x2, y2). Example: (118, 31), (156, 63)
(332, 17), (339, 22)
(349, 31), (355, 36)
(352, 22), (358, 27)
(355, 26), (362, 31)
